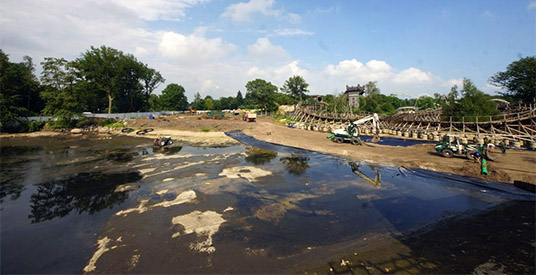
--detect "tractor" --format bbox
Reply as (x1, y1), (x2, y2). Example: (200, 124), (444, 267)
(435, 135), (493, 160)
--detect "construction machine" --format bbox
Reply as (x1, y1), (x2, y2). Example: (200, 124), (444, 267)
(243, 111), (257, 122)
(328, 113), (380, 145)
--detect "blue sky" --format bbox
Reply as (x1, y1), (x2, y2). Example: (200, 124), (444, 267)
(1, 0), (534, 100)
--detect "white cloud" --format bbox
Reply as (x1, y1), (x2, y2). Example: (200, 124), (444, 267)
(0, 0), (472, 101)
(443, 78), (464, 88)
(325, 59), (394, 82)
(528, 1), (536, 10)
(392, 67), (435, 84)
(247, 61), (307, 86)
(221, 0), (279, 22)
(271, 28), (314, 36)
(319, 58), (452, 95)
(246, 37), (290, 60)
(113, 0), (209, 21)
(158, 31), (236, 64)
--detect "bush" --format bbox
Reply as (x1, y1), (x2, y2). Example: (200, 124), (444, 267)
(28, 121), (45, 132)
(46, 118), (76, 129)
(98, 119), (116, 127)
(201, 127), (211, 132)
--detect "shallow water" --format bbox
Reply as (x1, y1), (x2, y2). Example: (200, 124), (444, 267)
(0, 133), (533, 273)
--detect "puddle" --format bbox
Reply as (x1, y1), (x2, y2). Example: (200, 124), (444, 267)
(1, 133), (534, 273)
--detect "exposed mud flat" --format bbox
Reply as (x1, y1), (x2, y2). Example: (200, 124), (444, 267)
(1, 134), (534, 274)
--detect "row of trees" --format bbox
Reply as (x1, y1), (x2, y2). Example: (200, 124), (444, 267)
(1, 46), (167, 130)
(1, 44), (534, 132)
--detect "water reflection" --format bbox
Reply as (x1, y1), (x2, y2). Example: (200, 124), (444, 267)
(280, 154), (310, 175)
(163, 146), (183, 155)
(102, 150), (138, 162)
(29, 172), (142, 223)
(0, 146), (41, 157)
(245, 147), (277, 165)
(0, 182), (24, 205)
(349, 161), (381, 188)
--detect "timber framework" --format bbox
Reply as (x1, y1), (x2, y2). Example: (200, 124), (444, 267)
(290, 104), (536, 148)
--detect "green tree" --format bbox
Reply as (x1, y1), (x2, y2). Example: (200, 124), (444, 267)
(442, 78), (498, 121)
(213, 99), (222, 110)
(415, 96), (436, 110)
(190, 92), (203, 110)
(489, 56), (536, 103)
(140, 67), (165, 111)
(204, 96), (214, 110)
(0, 50), (42, 132)
(364, 81), (380, 97)
(115, 56), (145, 112)
(280, 75), (309, 101)
(158, 83), (188, 111)
(236, 90), (244, 108)
(40, 57), (88, 126)
(245, 79), (278, 112)
(148, 94), (161, 111)
(77, 46), (127, 113)
(274, 92), (295, 105)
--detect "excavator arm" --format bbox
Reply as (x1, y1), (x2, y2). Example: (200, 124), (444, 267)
(351, 113), (380, 133)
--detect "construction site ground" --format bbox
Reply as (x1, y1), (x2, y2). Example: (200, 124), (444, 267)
(6, 113), (535, 184)
(125, 114), (536, 185)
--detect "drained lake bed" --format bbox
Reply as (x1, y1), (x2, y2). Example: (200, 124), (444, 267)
(1, 133), (534, 273)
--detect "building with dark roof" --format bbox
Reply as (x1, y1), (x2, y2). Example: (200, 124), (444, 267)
(344, 85), (365, 108)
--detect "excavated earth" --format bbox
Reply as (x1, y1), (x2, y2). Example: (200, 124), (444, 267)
(120, 114), (535, 184)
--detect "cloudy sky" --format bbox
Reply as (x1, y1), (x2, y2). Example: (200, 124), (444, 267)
(1, 0), (534, 100)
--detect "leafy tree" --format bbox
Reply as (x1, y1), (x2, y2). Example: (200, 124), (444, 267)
(364, 81), (380, 97)
(213, 99), (222, 110)
(245, 79), (278, 112)
(415, 96), (436, 110)
(140, 67), (165, 110)
(191, 92), (203, 110)
(158, 83), (188, 111)
(76, 46), (127, 113)
(204, 96), (214, 110)
(219, 96), (234, 110)
(489, 56), (536, 103)
(40, 57), (88, 126)
(236, 90), (244, 108)
(274, 92), (295, 105)
(0, 50), (42, 132)
(148, 94), (161, 111)
(442, 78), (498, 121)
(280, 75), (309, 101)
(115, 56), (145, 112)
(325, 93), (352, 113)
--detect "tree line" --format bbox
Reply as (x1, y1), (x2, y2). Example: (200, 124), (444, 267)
(1, 44), (534, 132)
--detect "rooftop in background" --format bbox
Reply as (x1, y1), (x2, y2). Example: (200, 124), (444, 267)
(345, 85), (365, 95)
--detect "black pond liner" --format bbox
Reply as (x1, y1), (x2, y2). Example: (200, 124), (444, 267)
(226, 130), (536, 201)
(360, 135), (437, 146)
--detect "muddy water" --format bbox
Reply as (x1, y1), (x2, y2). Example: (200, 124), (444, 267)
(0, 133), (533, 273)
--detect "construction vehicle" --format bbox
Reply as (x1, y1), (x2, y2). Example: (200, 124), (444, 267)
(435, 134), (493, 160)
(153, 135), (173, 147)
(327, 113), (380, 145)
(243, 111), (256, 122)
